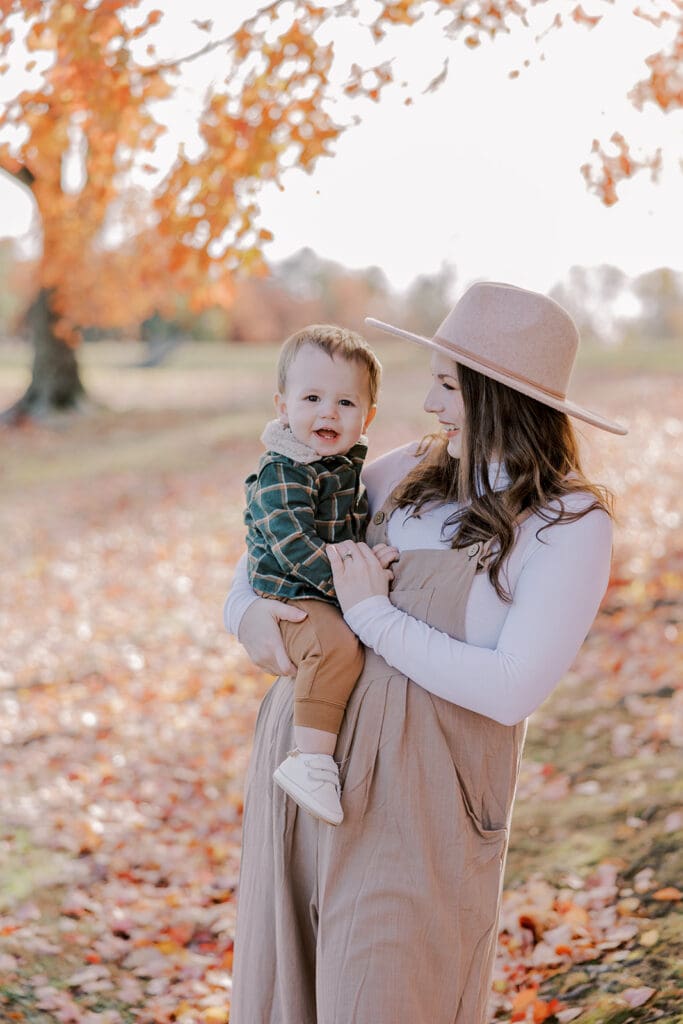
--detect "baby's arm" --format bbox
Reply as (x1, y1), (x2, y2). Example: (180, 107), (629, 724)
(371, 543), (400, 569)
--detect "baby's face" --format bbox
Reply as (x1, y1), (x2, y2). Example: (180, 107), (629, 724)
(275, 345), (376, 457)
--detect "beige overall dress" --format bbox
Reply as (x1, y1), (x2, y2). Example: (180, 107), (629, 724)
(231, 496), (527, 1024)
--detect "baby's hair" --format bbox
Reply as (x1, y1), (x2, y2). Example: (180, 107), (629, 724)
(277, 324), (382, 406)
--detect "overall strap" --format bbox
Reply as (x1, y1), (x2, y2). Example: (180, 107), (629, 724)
(364, 490), (401, 547)
(367, 490), (537, 558)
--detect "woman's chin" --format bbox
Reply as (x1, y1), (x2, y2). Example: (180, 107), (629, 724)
(446, 438), (462, 459)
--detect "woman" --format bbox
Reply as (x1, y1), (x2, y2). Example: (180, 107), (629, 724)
(224, 281), (627, 1024)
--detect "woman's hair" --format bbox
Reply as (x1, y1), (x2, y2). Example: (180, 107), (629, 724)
(392, 363), (614, 602)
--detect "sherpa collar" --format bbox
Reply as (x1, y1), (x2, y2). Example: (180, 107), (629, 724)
(260, 419), (367, 465)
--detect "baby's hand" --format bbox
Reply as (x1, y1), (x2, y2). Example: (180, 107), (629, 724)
(371, 543), (400, 570)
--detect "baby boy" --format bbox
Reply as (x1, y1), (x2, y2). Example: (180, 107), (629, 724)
(244, 324), (385, 825)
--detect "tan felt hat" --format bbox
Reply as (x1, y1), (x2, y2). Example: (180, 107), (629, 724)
(366, 281), (627, 435)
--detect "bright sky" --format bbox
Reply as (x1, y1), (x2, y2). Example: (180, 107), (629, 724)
(0, 0), (680, 295)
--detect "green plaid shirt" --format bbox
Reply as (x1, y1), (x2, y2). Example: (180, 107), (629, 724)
(244, 422), (369, 603)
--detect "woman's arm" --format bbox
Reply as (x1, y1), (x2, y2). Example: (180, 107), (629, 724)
(223, 553), (307, 676)
(223, 553), (259, 637)
(339, 510), (613, 726)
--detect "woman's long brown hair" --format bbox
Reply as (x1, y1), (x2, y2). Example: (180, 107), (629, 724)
(392, 363), (613, 602)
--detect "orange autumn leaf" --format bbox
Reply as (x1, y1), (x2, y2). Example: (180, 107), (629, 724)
(652, 887), (681, 900)
(533, 1000), (551, 1023)
(555, 899), (590, 925)
(572, 4), (602, 28)
(203, 1010), (229, 1024)
(512, 986), (539, 1012)
(534, 998), (564, 1022)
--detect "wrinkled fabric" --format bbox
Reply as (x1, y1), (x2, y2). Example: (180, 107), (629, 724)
(280, 597), (364, 734)
(230, 498), (527, 1024)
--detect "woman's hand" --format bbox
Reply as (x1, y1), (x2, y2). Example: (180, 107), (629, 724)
(237, 598), (307, 677)
(327, 541), (394, 614)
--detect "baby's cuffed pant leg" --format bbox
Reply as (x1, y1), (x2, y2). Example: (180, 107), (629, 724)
(279, 599), (365, 736)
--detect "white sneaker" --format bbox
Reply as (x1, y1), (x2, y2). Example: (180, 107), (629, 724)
(273, 748), (344, 825)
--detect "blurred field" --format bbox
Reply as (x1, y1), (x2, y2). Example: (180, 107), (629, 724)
(0, 339), (681, 1023)
(0, 334), (680, 490)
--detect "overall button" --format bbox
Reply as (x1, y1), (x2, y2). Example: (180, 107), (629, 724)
(373, 511), (386, 525)
(467, 542), (481, 558)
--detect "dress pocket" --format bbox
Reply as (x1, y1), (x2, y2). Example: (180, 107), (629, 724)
(435, 708), (510, 841)
(461, 785), (509, 843)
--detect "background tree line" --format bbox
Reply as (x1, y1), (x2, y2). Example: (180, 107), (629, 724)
(1, 238), (681, 353)
(0, 241), (456, 346)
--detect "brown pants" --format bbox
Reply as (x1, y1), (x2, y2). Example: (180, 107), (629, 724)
(278, 599), (365, 735)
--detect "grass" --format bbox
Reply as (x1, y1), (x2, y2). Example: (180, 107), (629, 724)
(0, 829), (76, 911)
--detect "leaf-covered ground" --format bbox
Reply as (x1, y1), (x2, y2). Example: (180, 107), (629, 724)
(0, 342), (681, 1023)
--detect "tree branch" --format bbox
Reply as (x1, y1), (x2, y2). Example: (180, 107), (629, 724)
(149, 0), (288, 72)
(0, 162), (35, 188)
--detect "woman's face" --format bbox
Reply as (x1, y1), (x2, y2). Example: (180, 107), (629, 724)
(424, 352), (465, 459)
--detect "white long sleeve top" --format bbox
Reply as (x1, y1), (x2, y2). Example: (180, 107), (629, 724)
(223, 443), (613, 726)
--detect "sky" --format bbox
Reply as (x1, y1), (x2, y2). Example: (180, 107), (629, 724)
(0, 0), (681, 296)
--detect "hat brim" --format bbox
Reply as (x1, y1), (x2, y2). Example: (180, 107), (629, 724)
(365, 317), (628, 436)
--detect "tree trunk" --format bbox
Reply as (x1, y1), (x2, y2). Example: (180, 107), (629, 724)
(3, 288), (88, 422)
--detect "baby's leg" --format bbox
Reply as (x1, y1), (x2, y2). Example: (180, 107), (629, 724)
(275, 600), (364, 825)
(294, 723), (337, 756)
(280, 599), (364, 753)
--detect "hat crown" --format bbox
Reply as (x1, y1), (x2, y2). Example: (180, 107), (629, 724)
(435, 282), (578, 400)
(363, 279), (627, 433)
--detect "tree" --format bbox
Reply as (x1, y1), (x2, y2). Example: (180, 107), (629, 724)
(0, 0), (681, 418)
(550, 265), (633, 345)
(0, 237), (31, 333)
(274, 247), (392, 332)
(632, 267), (683, 340)
(400, 265), (456, 337)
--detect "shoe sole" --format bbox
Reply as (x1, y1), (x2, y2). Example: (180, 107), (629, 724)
(272, 767), (343, 826)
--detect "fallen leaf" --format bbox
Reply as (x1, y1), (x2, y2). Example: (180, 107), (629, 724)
(511, 986), (539, 1012)
(622, 986), (656, 1007)
(203, 1009), (229, 1023)
(652, 887), (681, 900)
